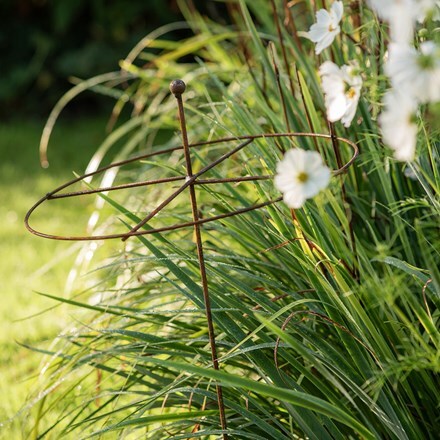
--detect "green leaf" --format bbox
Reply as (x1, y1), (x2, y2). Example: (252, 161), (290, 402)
(146, 358), (375, 439)
(374, 256), (436, 294)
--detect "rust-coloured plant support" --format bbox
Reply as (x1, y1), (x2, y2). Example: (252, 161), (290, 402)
(169, 79), (229, 439)
(25, 79), (359, 437)
(25, 131), (358, 241)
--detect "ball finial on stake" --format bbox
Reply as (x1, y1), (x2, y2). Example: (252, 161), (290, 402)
(169, 79), (186, 97)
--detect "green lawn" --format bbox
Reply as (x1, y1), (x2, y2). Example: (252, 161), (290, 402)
(0, 116), (108, 436)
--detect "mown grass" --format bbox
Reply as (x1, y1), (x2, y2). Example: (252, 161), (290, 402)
(0, 116), (110, 437)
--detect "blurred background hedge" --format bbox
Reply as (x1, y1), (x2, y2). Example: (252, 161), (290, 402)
(0, 0), (229, 118)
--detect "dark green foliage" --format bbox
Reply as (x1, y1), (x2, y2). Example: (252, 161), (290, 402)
(0, 0), (182, 116)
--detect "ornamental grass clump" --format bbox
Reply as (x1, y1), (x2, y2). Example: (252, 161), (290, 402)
(18, 1), (439, 439)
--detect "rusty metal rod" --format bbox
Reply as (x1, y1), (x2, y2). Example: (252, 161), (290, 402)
(47, 175), (272, 200)
(25, 195), (281, 241)
(25, 132), (358, 241)
(38, 131), (357, 199)
(170, 79), (229, 439)
(120, 137), (254, 241)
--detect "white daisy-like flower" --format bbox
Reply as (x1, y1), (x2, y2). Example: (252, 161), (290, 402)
(319, 61), (363, 127)
(274, 149), (331, 209)
(379, 91), (419, 161)
(386, 41), (440, 103)
(367, 0), (415, 43)
(368, 0), (440, 41)
(300, 1), (343, 55)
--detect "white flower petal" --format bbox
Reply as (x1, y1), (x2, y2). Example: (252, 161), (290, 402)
(307, 23), (329, 42)
(326, 94), (348, 122)
(283, 190), (307, 209)
(315, 30), (339, 54)
(379, 91), (418, 161)
(274, 174), (297, 192)
(386, 41), (440, 104)
(316, 9), (332, 25)
(390, 7), (415, 43)
(319, 60), (341, 76)
(367, 0), (416, 43)
(302, 181), (320, 198)
(341, 99), (358, 127)
(287, 148), (306, 170)
(304, 151), (325, 173)
(313, 168), (332, 188)
(331, 1), (344, 22)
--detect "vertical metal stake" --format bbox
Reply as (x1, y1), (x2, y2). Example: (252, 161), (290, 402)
(170, 79), (228, 439)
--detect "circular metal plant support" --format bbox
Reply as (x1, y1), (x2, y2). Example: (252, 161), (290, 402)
(25, 80), (358, 438)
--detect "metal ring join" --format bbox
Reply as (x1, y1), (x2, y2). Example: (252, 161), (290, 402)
(25, 132), (359, 242)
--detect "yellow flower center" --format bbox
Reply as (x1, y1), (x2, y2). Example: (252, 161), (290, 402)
(328, 24), (335, 32)
(297, 172), (309, 183)
(346, 87), (356, 99)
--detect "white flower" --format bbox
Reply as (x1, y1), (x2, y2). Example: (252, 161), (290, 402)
(367, 0), (415, 43)
(386, 41), (440, 103)
(319, 61), (362, 127)
(379, 91), (418, 161)
(416, 0), (440, 22)
(300, 1), (343, 55)
(367, 0), (440, 42)
(274, 149), (331, 209)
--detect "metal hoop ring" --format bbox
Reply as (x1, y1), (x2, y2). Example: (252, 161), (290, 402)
(25, 132), (358, 241)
